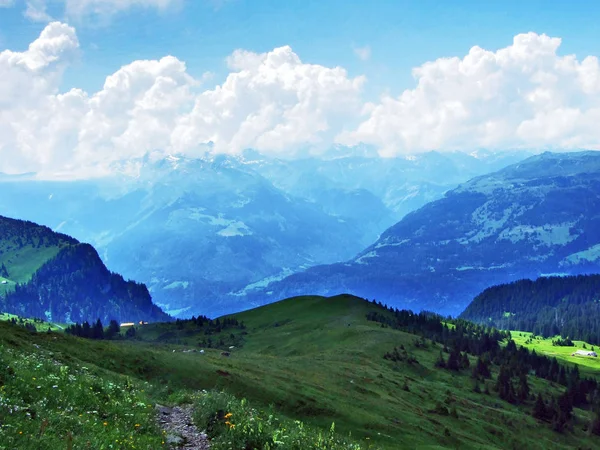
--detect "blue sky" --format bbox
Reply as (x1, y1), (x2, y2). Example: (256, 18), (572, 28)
(2, 0), (600, 177)
(2, 0), (600, 98)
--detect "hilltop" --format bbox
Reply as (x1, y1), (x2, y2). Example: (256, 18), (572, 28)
(0, 215), (169, 324)
(112, 294), (599, 449)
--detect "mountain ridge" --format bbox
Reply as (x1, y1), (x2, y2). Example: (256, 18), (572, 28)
(0, 214), (170, 323)
(242, 151), (600, 316)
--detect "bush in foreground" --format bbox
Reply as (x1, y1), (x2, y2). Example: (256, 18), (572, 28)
(193, 390), (371, 450)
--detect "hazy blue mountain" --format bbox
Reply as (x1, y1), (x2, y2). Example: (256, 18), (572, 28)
(248, 151), (600, 317)
(0, 149), (531, 317)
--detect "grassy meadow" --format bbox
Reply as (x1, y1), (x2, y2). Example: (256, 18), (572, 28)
(0, 295), (599, 449)
(511, 331), (600, 377)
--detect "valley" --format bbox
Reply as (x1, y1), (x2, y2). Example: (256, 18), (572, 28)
(0, 150), (530, 317)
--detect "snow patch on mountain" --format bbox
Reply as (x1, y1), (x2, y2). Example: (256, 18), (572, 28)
(355, 251), (378, 264)
(231, 268), (295, 296)
(562, 244), (600, 265)
(164, 281), (190, 290)
(218, 221), (252, 237)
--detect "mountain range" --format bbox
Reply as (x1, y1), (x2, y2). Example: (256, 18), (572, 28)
(248, 151), (600, 316)
(0, 148), (530, 317)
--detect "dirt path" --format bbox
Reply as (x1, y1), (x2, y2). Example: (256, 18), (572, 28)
(156, 404), (211, 449)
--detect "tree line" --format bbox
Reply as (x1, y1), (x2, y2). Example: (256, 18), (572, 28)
(460, 274), (600, 344)
(367, 300), (600, 435)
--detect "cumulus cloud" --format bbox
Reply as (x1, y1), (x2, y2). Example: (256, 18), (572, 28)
(174, 46), (365, 154)
(4, 26), (600, 179)
(338, 32), (600, 155)
(0, 23), (365, 178)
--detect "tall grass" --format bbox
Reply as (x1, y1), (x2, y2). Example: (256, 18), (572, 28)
(0, 344), (164, 449)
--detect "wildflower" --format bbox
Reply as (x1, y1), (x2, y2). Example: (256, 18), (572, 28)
(19, 431), (23, 435)
(135, 424), (140, 428)
(103, 422), (108, 426)
(224, 413), (233, 419)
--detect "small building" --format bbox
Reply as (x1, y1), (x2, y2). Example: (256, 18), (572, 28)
(571, 350), (597, 357)
(1, 280), (8, 285)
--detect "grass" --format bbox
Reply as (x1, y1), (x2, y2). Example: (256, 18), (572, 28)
(511, 330), (600, 378)
(0, 341), (164, 449)
(0, 246), (62, 286)
(0, 313), (65, 332)
(1, 296), (600, 449)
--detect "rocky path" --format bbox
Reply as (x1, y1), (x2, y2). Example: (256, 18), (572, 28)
(156, 404), (211, 449)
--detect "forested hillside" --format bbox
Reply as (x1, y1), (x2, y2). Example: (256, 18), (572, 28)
(460, 275), (600, 343)
(0, 216), (77, 291)
(0, 215), (169, 323)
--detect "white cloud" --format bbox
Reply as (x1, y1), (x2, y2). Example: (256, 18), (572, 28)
(16, 0), (179, 22)
(0, 23), (365, 178)
(338, 32), (600, 155)
(63, 0), (179, 19)
(353, 45), (371, 61)
(174, 46), (365, 155)
(0, 0), (14, 7)
(24, 0), (53, 22)
(4, 27), (600, 179)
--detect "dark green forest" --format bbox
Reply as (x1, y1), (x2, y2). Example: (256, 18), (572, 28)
(460, 275), (600, 344)
(0, 215), (170, 324)
(1, 244), (170, 323)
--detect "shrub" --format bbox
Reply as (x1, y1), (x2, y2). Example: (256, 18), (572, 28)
(193, 391), (367, 449)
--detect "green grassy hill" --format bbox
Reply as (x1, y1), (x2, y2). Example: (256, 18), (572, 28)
(511, 331), (600, 378)
(37, 294), (596, 450)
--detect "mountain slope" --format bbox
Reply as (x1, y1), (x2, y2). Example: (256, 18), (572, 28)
(0, 150), (530, 317)
(460, 274), (600, 343)
(124, 294), (600, 449)
(0, 215), (169, 323)
(250, 151), (600, 315)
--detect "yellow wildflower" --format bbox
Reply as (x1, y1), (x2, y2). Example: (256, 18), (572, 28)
(224, 413), (233, 419)
(103, 422), (108, 426)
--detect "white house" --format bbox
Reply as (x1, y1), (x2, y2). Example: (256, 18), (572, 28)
(571, 350), (598, 357)
(1, 280), (7, 285)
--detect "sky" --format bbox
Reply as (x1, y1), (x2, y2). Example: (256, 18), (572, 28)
(1, 0), (600, 177)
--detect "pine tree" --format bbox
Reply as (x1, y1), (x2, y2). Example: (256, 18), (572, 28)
(533, 393), (547, 420)
(435, 350), (446, 368)
(93, 319), (104, 340)
(446, 349), (460, 371)
(517, 373), (530, 402)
